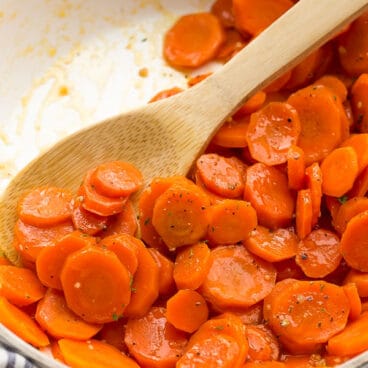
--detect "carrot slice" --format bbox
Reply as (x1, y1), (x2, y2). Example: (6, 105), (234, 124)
(200, 245), (276, 309)
(344, 269), (368, 297)
(343, 283), (362, 321)
(305, 162), (322, 227)
(36, 230), (96, 290)
(246, 102), (301, 166)
(60, 246), (131, 323)
(166, 289), (209, 333)
(274, 258), (305, 282)
(350, 73), (368, 132)
(173, 242), (211, 290)
(211, 116), (249, 148)
(14, 219), (74, 263)
(233, 91), (267, 118)
(244, 163), (295, 229)
(207, 199), (257, 245)
(97, 318), (128, 353)
(0, 296), (50, 348)
(216, 29), (247, 61)
(264, 70), (292, 93)
(163, 13), (225, 68)
(35, 288), (102, 339)
(295, 189), (313, 240)
(211, 0), (235, 28)
(58, 338), (140, 368)
(348, 166), (368, 198)
(149, 87), (183, 103)
(220, 302), (264, 325)
(287, 85), (343, 165)
(0, 255), (11, 266)
(17, 186), (73, 227)
(244, 226), (298, 262)
(233, 0), (293, 36)
(340, 210), (368, 272)
(295, 229), (342, 278)
(50, 340), (66, 364)
(0, 265), (45, 306)
(187, 72), (212, 87)
(124, 306), (188, 368)
(341, 133), (368, 174)
(314, 75), (348, 102)
(244, 362), (286, 368)
(287, 145), (306, 191)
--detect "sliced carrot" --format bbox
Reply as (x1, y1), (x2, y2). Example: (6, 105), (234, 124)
(148, 247), (176, 296)
(60, 246), (131, 323)
(341, 133), (368, 174)
(327, 312), (368, 357)
(282, 355), (326, 368)
(243, 362), (286, 368)
(305, 162), (322, 227)
(211, 0), (235, 28)
(216, 29), (247, 61)
(244, 163), (295, 229)
(246, 102), (301, 166)
(295, 189), (313, 240)
(233, 91), (267, 118)
(0, 296), (49, 348)
(14, 219), (74, 263)
(343, 283), (362, 321)
(295, 229), (342, 278)
(79, 169), (127, 217)
(124, 306), (188, 368)
(36, 230), (95, 290)
(36, 288), (102, 339)
(274, 258), (305, 282)
(233, 0), (293, 36)
(287, 85), (343, 165)
(313, 75), (348, 102)
(287, 145), (306, 190)
(152, 181), (210, 250)
(350, 73), (368, 132)
(163, 13), (225, 68)
(173, 242), (211, 290)
(17, 186), (73, 227)
(193, 169), (226, 204)
(211, 116), (249, 148)
(166, 289), (209, 333)
(207, 199), (257, 245)
(50, 340), (66, 364)
(187, 72), (212, 87)
(149, 87), (183, 103)
(0, 265), (45, 306)
(58, 338), (140, 368)
(344, 269), (368, 297)
(200, 245), (276, 309)
(348, 166), (368, 198)
(264, 70), (292, 93)
(320, 146), (358, 197)
(97, 318), (128, 353)
(340, 210), (368, 272)
(0, 254), (11, 266)
(220, 302), (264, 325)
(324, 195), (341, 226)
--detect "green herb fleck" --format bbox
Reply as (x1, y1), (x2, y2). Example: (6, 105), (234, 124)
(338, 195), (348, 204)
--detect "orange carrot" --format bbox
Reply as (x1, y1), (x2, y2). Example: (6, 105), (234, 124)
(343, 283), (362, 321)
(341, 133), (368, 174)
(50, 340), (66, 364)
(17, 186), (73, 227)
(216, 29), (248, 61)
(305, 162), (323, 227)
(243, 362), (286, 368)
(36, 288), (103, 339)
(348, 166), (368, 198)
(163, 13), (225, 68)
(350, 73), (368, 132)
(246, 102), (301, 166)
(295, 189), (313, 240)
(274, 258), (305, 282)
(0, 255), (11, 266)
(0, 296), (50, 348)
(173, 242), (211, 290)
(221, 302), (264, 325)
(166, 289), (209, 333)
(194, 169), (226, 204)
(124, 306), (188, 368)
(187, 72), (212, 87)
(295, 229), (342, 278)
(149, 87), (183, 103)
(287, 145), (306, 191)
(264, 70), (292, 93)
(325, 195), (341, 226)
(244, 163), (295, 229)
(211, 0), (235, 28)
(211, 116), (249, 148)
(314, 75), (348, 103)
(233, 91), (267, 118)
(97, 318), (128, 353)
(60, 246), (131, 323)
(344, 269), (368, 297)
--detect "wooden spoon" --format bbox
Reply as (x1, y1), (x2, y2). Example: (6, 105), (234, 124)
(1, 0), (368, 267)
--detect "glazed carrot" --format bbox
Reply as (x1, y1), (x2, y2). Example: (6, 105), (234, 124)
(305, 162), (322, 227)
(221, 302), (264, 325)
(350, 73), (368, 132)
(36, 231), (95, 290)
(333, 196), (368, 235)
(325, 195), (341, 226)
(0, 254), (11, 266)
(314, 75), (348, 102)
(233, 91), (267, 118)
(246, 324), (280, 362)
(287, 85), (343, 165)
(344, 269), (368, 297)
(149, 87), (183, 103)
(320, 146), (358, 197)
(295, 189), (313, 240)
(36, 289), (102, 339)
(0, 296), (50, 348)
(200, 245), (276, 309)
(246, 102), (301, 165)
(50, 340), (66, 364)
(99, 233), (140, 275)
(244, 226), (298, 262)
(124, 306), (188, 368)
(60, 246), (131, 323)
(327, 312), (368, 357)
(233, 0), (293, 36)
(216, 29), (247, 61)
(163, 13), (225, 68)
(211, 116), (249, 148)
(348, 166), (368, 198)
(338, 12), (368, 76)
(196, 153), (245, 198)
(152, 181), (210, 250)
(211, 0), (235, 28)
(78, 169), (127, 217)
(123, 244), (160, 318)
(340, 210), (368, 272)
(58, 338), (140, 368)
(173, 242), (211, 290)
(166, 289), (208, 333)
(148, 248), (176, 296)
(243, 362), (286, 368)
(187, 72), (212, 87)
(343, 283), (362, 321)
(194, 170), (225, 204)
(244, 163), (295, 229)
(274, 258), (305, 282)
(207, 199), (257, 245)
(287, 145), (305, 190)
(0, 265), (45, 306)
(341, 134), (368, 174)
(97, 318), (128, 353)
(17, 186), (73, 227)
(295, 229), (342, 278)
(263, 70), (292, 93)
(14, 219), (74, 263)
(282, 355), (326, 368)
(72, 199), (108, 236)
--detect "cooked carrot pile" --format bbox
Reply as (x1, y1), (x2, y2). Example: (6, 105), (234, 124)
(3, 2), (368, 367)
